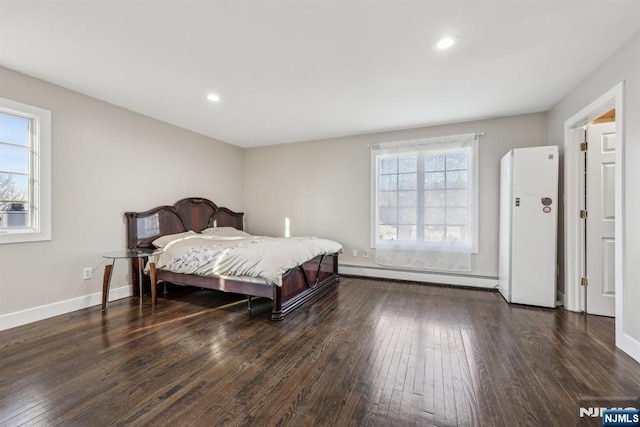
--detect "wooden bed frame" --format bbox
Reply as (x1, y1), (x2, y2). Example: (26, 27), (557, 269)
(124, 197), (340, 320)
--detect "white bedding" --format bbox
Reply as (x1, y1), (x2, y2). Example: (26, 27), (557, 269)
(151, 233), (343, 287)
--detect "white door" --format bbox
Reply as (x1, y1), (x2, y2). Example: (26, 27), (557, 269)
(586, 121), (616, 316)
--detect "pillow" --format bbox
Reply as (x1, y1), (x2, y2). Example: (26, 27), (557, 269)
(201, 226), (251, 237)
(152, 230), (197, 248)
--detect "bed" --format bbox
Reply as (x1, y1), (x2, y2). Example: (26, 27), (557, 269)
(125, 197), (341, 320)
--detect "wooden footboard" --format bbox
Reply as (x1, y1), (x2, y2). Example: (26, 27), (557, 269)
(272, 253), (340, 320)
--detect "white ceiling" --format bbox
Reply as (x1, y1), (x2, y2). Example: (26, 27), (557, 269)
(1, 1), (640, 148)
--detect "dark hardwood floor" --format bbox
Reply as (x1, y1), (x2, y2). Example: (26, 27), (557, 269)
(1, 277), (639, 426)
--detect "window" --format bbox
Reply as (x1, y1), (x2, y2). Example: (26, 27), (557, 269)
(0, 98), (51, 244)
(371, 133), (478, 252)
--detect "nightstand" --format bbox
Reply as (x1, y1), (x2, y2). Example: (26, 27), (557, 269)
(101, 249), (159, 310)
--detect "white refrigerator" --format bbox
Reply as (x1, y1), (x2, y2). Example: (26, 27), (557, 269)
(499, 146), (559, 308)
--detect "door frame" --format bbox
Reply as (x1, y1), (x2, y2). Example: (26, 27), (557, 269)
(564, 82), (629, 349)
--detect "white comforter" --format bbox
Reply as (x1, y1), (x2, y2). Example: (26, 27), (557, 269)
(152, 234), (343, 287)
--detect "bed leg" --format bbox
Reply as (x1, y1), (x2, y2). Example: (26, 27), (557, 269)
(163, 282), (168, 296)
(150, 263), (157, 306)
(247, 295), (252, 311)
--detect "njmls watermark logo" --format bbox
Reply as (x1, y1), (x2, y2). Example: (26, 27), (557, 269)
(578, 397), (640, 426)
(602, 409), (640, 426)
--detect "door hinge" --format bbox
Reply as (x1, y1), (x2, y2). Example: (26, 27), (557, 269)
(581, 277), (588, 287)
(580, 210), (588, 219)
(580, 142), (588, 151)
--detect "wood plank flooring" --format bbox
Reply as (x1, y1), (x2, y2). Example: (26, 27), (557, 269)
(1, 277), (639, 426)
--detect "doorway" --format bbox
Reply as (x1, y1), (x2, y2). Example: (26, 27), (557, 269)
(563, 82), (625, 343)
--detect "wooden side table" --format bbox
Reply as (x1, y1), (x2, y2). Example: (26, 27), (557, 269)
(101, 249), (159, 310)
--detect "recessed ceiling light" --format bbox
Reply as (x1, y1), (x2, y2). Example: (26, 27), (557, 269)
(433, 36), (458, 51)
(207, 93), (221, 102)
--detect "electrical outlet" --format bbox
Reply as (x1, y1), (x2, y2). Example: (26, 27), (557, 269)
(82, 267), (92, 280)
(352, 249), (358, 257)
(363, 250), (369, 258)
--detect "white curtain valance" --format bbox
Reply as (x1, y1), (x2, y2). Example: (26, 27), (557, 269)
(369, 132), (482, 152)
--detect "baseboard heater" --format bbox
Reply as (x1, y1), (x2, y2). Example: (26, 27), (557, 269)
(338, 264), (499, 289)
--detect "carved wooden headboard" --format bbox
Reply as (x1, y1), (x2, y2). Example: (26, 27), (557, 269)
(125, 197), (244, 249)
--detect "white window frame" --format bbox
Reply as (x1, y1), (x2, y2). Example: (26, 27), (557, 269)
(370, 134), (479, 252)
(0, 98), (51, 244)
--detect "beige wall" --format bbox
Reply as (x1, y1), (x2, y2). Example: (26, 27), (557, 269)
(0, 66), (244, 320)
(244, 113), (547, 278)
(547, 31), (640, 349)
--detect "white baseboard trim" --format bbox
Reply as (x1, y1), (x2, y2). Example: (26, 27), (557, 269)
(618, 332), (640, 364)
(339, 264), (499, 289)
(0, 286), (132, 332)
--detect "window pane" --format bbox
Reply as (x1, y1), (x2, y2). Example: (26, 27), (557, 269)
(379, 191), (397, 208)
(373, 137), (476, 250)
(398, 208), (416, 224)
(424, 190), (445, 207)
(398, 225), (417, 241)
(447, 208), (468, 225)
(0, 113), (29, 146)
(398, 173), (416, 190)
(446, 151), (468, 170)
(446, 170), (468, 189)
(446, 189), (468, 207)
(378, 225), (397, 241)
(425, 226), (445, 242)
(398, 156), (417, 173)
(0, 173), (27, 200)
(446, 226), (468, 242)
(398, 190), (417, 207)
(425, 153), (445, 172)
(0, 144), (29, 174)
(379, 208), (397, 224)
(0, 173), (28, 212)
(379, 175), (397, 191)
(424, 208), (445, 224)
(379, 157), (397, 174)
(0, 206), (29, 228)
(425, 172), (445, 189)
